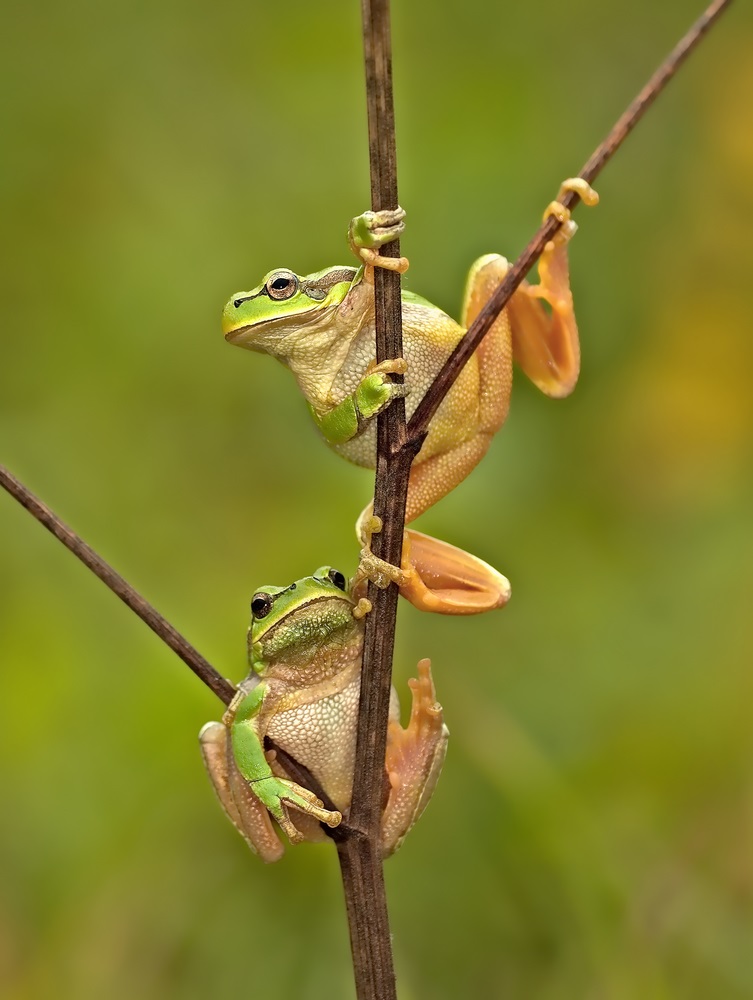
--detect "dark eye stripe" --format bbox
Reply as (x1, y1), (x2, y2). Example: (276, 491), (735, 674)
(302, 267), (357, 298)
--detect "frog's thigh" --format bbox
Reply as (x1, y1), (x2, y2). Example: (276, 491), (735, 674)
(460, 254), (514, 435)
(406, 433), (492, 523)
(381, 659), (448, 856)
(506, 237), (580, 398)
(199, 721), (284, 862)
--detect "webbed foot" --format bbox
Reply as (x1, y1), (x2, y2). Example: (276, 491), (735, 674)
(398, 529), (511, 615)
(354, 510), (511, 615)
(382, 658), (449, 855)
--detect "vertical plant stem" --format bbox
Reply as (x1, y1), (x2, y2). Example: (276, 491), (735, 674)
(334, 1), (406, 998)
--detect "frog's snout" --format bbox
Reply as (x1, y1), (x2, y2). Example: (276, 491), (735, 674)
(222, 295), (248, 341)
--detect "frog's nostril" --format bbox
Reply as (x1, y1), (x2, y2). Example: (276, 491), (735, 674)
(233, 298), (242, 308)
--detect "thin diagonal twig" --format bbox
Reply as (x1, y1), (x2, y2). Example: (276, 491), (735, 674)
(409, 0), (732, 438)
(0, 464), (235, 705)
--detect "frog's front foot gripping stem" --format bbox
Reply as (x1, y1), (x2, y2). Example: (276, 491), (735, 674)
(353, 357), (409, 429)
(543, 178), (599, 245)
(349, 207), (410, 273)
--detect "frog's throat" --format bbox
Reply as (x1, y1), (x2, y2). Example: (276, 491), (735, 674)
(236, 311), (356, 406)
(267, 650), (362, 708)
(255, 597), (360, 666)
(277, 329), (357, 410)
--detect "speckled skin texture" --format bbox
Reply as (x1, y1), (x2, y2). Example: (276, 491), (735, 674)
(222, 242), (580, 613)
(332, 277), (513, 521)
(264, 648), (365, 813)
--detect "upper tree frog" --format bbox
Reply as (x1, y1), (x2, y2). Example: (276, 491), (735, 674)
(222, 180), (597, 615)
(199, 566), (448, 861)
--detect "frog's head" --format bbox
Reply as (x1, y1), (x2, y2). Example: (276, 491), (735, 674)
(222, 266), (359, 353)
(248, 566), (358, 673)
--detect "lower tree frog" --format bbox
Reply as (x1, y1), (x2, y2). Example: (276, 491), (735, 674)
(199, 567), (448, 861)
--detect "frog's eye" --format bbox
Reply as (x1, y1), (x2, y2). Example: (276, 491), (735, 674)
(251, 593), (274, 619)
(266, 272), (299, 301)
(327, 569), (347, 592)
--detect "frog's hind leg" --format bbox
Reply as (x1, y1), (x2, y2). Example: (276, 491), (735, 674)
(506, 240), (580, 398)
(355, 495), (510, 615)
(404, 432), (494, 525)
(402, 252), (515, 524)
(353, 255), (516, 615)
(506, 178), (598, 398)
(381, 659), (449, 856)
(460, 252), (516, 436)
(199, 721), (284, 862)
(355, 430), (512, 614)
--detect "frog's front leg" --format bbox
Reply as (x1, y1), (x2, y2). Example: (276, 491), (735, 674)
(381, 659), (449, 856)
(309, 357), (409, 446)
(227, 684), (342, 845)
(310, 206), (411, 449)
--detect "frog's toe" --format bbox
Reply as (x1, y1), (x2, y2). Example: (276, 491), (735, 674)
(351, 597), (373, 620)
(281, 783), (342, 829)
(557, 177), (599, 207)
(364, 206), (406, 243)
(357, 246), (410, 272)
(350, 207), (405, 248)
(357, 548), (409, 590)
(408, 659), (442, 722)
(543, 178), (599, 243)
(371, 205), (406, 227)
(362, 513), (383, 538)
(370, 356), (408, 377)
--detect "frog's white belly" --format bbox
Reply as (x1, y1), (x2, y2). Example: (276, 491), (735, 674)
(267, 673), (362, 812)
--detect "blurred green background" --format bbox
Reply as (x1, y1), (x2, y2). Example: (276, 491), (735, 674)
(1, 1), (752, 997)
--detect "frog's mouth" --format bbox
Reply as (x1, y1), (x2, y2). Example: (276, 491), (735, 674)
(223, 320), (288, 353)
(225, 306), (345, 359)
(223, 318), (275, 345)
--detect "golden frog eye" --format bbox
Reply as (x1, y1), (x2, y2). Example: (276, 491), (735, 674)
(266, 271), (298, 301)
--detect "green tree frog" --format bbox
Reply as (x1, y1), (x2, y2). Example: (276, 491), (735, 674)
(222, 180), (597, 615)
(199, 567), (448, 861)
